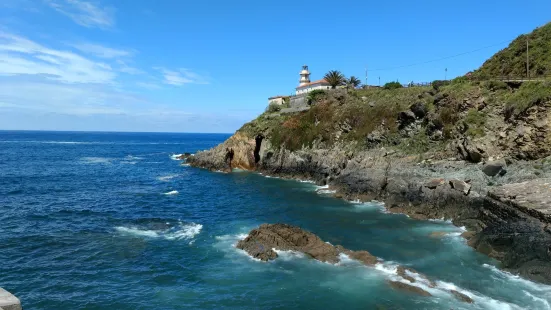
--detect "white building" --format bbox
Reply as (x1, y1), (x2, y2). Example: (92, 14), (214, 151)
(295, 65), (331, 95)
(268, 95), (288, 105)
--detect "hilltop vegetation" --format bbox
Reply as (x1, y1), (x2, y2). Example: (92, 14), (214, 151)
(474, 21), (551, 78)
(239, 23), (551, 160)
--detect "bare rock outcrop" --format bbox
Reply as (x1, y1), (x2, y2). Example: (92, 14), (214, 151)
(236, 224), (477, 301)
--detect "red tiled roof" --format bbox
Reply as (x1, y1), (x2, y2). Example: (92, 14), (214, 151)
(296, 79), (330, 89)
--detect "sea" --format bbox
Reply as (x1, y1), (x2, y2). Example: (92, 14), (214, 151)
(1, 130), (550, 310)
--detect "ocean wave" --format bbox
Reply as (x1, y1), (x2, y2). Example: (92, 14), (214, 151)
(124, 155), (144, 160)
(157, 174), (179, 181)
(317, 189), (337, 195)
(163, 190), (179, 195)
(483, 264), (551, 293)
(372, 262), (523, 309)
(80, 157), (112, 164)
(170, 154), (183, 160)
(115, 221), (202, 242)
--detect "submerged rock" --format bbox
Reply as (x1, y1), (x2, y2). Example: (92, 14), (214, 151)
(388, 281), (432, 297)
(236, 224), (469, 300)
(450, 290), (474, 303)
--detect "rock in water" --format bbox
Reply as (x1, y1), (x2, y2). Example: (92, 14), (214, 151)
(450, 290), (474, 303)
(388, 281), (432, 297)
(236, 223), (341, 263)
(236, 224), (380, 265)
(236, 224), (474, 302)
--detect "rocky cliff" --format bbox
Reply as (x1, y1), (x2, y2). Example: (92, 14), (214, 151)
(187, 24), (551, 284)
(187, 79), (551, 284)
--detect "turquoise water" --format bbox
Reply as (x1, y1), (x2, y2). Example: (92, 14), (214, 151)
(1, 131), (550, 309)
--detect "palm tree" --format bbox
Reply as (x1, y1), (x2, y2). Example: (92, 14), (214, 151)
(323, 70), (345, 89)
(346, 76), (361, 89)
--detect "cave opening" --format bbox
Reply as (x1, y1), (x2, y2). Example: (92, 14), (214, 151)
(254, 134), (264, 163)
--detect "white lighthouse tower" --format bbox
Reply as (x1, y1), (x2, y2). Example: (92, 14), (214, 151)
(299, 65), (311, 86)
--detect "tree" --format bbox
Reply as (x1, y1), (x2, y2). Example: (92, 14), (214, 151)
(324, 70), (345, 89)
(346, 76), (362, 89)
(383, 81), (403, 90)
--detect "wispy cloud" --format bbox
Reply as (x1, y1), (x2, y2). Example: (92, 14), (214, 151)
(70, 42), (132, 58)
(0, 78), (141, 115)
(0, 32), (115, 83)
(155, 67), (210, 86)
(136, 81), (162, 90)
(45, 0), (115, 29)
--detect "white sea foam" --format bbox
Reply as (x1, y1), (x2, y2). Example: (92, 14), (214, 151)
(80, 157), (112, 164)
(483, 264), (551, 292)
(298, 179), (315, 184)
(317, 189), (337, 195)
(163, 190), (179, 195)
(524, 290), (551, 309)
(170, 154), (183, 160)
(181, 163), (191, 167)
(125, 155), (143, 160)
(157, 174), (179, 181)
(115, 222), (202, 241)
(273, 249), (306, 261)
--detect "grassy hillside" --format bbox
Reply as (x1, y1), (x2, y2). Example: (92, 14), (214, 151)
(474, 22), (551, 78)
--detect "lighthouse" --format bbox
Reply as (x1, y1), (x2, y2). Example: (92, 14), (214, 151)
(299, 65), (311, 86)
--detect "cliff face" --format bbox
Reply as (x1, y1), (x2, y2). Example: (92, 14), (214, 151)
(188, 24), (551, 284)
(188, 81), (551, 284)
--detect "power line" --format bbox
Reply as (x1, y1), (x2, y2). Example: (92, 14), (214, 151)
(368, 39), (514, 72)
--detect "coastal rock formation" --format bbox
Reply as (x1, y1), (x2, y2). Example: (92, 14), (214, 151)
(187, 22), (551, 285)
(237, 224), (444, 298)
(0, 288), (21, 310)
(236, 223), (375, 264)
(189, 134), (551, 284)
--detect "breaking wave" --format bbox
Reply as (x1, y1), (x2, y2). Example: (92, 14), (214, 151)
(80, 157), (112, 164)
(163, 190), (179, 195)
(115, 221), (202, 242)
(157, 174), (179, 181)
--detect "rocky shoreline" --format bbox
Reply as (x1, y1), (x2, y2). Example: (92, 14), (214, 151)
(236, 223), (473, 302)
(186, 134), (551, 285)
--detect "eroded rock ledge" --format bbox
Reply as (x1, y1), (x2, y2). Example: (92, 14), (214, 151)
(237, 224), (473, 303)
(187, 133), (551, 284)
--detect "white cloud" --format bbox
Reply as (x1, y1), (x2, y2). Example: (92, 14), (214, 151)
(70, 42), (132, 58)
(136, 81), (161, 90)
(0, 78), (142, 115)
(155, 67), (209, 86)
(45, 0), (115, 29)
(0, 32), (115, 84)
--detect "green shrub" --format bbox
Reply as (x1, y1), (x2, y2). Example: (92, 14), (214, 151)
(451, 76), (469, 85)
(383, 81), (403, 90)
(306, 89), (326, 105)
(505, 81), (551, 117)
(482, 80), (508, 91)
(266, 102), (282, 113)
(432, 80), (451, 91)
(464, 108), (487, 137)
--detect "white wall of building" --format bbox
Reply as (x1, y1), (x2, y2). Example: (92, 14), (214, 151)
(295, 84), (331, 95)
(268, 97), (286, 105)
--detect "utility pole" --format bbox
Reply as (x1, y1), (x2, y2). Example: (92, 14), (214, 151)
(445, 68), (448, 80)
(378, 76), (380, 86)
(365, 66), (368, 87)
(526, 37), (530, 80)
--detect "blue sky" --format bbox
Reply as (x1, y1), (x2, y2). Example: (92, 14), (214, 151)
(0, 0), (549, 133)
